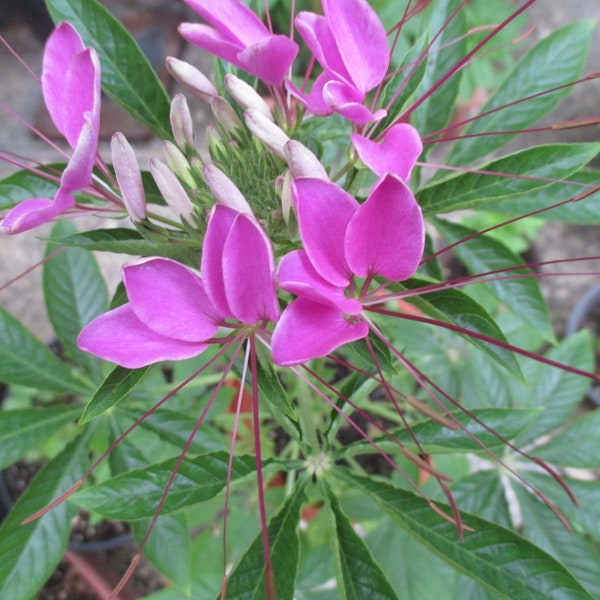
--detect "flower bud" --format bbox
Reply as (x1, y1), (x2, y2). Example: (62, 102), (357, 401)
(163, 141), (196, 188)
(210, 97), (244, 133)
(203, 164), (253, 216)
(150, 158), (195, 220)
(280, 171), (293, 223)
(170, 93), (195, 152)
(224, 74), (273, 121)
(244, 109), (289, 159)
(284, 140), (328, 179)
(165, 57), (217, 102)
(111, 132), (146, 221)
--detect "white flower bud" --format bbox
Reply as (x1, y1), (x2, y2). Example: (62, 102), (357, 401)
(111, 132), (146, 221)
(224, 74), (273, 121)
(163, 141), (195, 188)
(244, 109), (289, 159)
(203, 164), (254, 216)
(210, 97), (244, 133)
(283, 140), (328, 179)
(150, 158), (194, 220)
(165, 57), (217, 102)
(170, 94), (195, 151)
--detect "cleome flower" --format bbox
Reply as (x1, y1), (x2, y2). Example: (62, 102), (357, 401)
(78, 204), (280, 368)
(179, 0), (299, 86)
(1, 22), (101, 234)
(272, 173), (424, 365)
(286, 0), (389, 123)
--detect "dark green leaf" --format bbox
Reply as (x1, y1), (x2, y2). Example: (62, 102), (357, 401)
(43, 221), (108, 380)
(0, 431), (93, 600)
(328, 491), (399, 600)
(0, 406), (81, 470)
(447, 21), (595, 165)
(418, 144), (600, 214)
(333, 471), (593, 600)
(73, 452), (258, 519)
(46, 0), (172, 139)
(79, 365), (152, 424)
(434, 218), (553, 340)
(0, 305), (91, 394)
(223, 483), (305, 600)
(0, 167), (60, 211)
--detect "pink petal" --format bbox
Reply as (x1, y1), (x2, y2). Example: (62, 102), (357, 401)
(123, 258), (221, 341)
(271, 298), (368, 366)
(222, 212), (280, 324)
(278, 250), (362, 315)
(59, 118), (98, 193)
(322, 0), (389, 92)
(345, 174), (425, 281)
(178, 23), (246, 68)
(77, 305), (208, 369)
(237, 35), (298, 85)
(350, 124), (423, 179)
(0, 189), (74, 234)
(285, 73), (334, 117)
(323, 80), (387, 124)
(293, 178), (358, 286)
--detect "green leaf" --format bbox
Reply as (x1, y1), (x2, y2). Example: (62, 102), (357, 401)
(397, 277), (523, 378)
(55, 228), (199, 264)
(45, 0), (172, 139)
(333, 408), (540, 459)
(0, 430), (93, 600)
(0, 305), (91, 394)
(433, 218), (554, 340)
(328, 490), (399, 600)
(0, 406), (81, 470)
(0, 167), (60, 211)
(412, 0), (466, 137)
(79, 365), (152, 424)
(73, 452), (258, 520)
(333, 471), (594, 600)
(43, 221), (108, 380)
(255, 352), (298, 426)
(447, 21), (595, 165)
(532, 408), (600, 468)
(418, 143), (600, 214)
(223, 483), (305, 600)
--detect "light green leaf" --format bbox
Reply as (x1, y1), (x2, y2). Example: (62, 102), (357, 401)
(0, 167), (60, 211)
(433, 218), (553, 340)
(328, 491), (399, 600)
(419, 143), (600, 214)
(0, 305), (91, 395)
(73, 452), (258, 520)
(43, 221), (108, 380)
(447, 21), (594, 165)
(79, 365), (152, 424)
(0, 406), (81, 470)
(223, 483), (305, 600)
(0, 431), (93, 600)
(46, 0), (172, 139)
(333, 471), (593, 600)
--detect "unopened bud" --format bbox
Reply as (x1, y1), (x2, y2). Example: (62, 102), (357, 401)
(165, 57), (217, 102)
(244, 109), (289, 159)
(150, 159), (195, 220)
(210, 97), (244, 133)
(170, 94), (195, 151)
(284, 140), (328, 179)
(225, 74), (273, 121)
(203, 164), (253, 216)
(163, 141), (195, 188)
(280, 171), (293, 223)
(111, 132), (146, 221)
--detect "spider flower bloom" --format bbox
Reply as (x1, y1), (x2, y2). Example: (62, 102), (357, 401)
(287, 0), (389, 124)
(1, 22), (101, 234)
(78, 205), (280, 368)
(179, 0), (299, 86)
(272, 174), (424, 365)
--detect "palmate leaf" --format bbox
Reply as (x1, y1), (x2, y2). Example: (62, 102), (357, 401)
(73, 452), (259, 520)
(333, 470), (594, 600)
(433, 217), (554, 341)
(417, 143), (600, 214)
(446, 20), (594, 165)
(328, 491), (399, 600)
(222, 483), (306, 600)
(45, 0), (172, 139)
(0, 430), (93, 600)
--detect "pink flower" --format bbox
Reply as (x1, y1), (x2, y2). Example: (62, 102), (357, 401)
(287, 0), (389, 124)
(78, 205), (280, 368)
(1, 22), (101, 234)
(271, 174), (424, 365)
(179, 0), (298, 86)
(351, 123), (423, 179)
